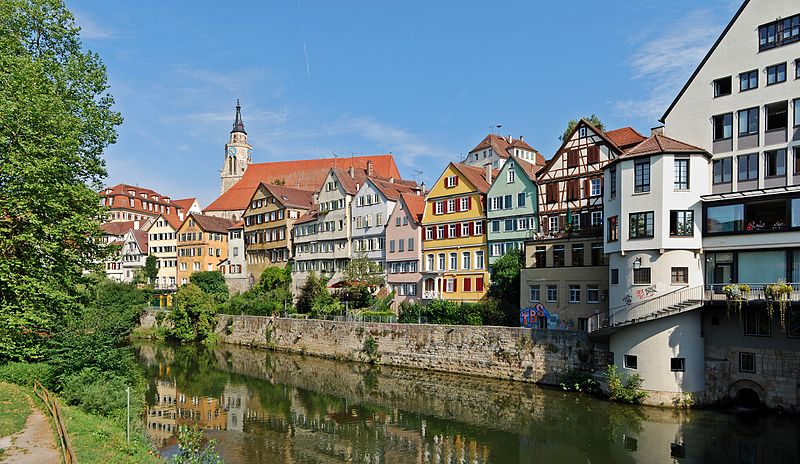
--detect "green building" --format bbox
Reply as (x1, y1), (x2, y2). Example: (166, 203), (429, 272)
(486, 156), (542, 266)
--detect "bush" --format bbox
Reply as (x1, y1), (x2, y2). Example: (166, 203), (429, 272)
(228, 292), (275, 316)
(0, 362), (53, 387)
(605, 364), (649, 404)
(169, 284), (218, 343)
(171, 425), (223, 464)
(189, 271), (229, 304)
(559, 369), (599, 393)
(398, 300), (502, 326)
(61, 369), (135, 417)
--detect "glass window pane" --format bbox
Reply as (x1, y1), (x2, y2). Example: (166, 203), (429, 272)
(738, 251), (786, 283)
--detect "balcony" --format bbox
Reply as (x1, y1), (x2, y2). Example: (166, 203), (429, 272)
(529, 225), (602, 242)
(705, 283), (800, 303)
(422, 290), (439, 300)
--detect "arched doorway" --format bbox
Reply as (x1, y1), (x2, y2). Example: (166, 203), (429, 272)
(729, 379), (766, 408)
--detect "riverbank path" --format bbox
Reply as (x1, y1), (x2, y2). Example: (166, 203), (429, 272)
(0, 396), (60, 463)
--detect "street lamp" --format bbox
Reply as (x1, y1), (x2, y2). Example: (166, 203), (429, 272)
(633, 257), (642, 270)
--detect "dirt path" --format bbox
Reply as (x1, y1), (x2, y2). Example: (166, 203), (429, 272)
(0, 398), (60, 464)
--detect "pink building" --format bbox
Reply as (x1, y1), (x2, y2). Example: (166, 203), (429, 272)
(385, 193), (426, 308)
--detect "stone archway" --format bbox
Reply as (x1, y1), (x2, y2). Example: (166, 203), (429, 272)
(729, 379), (767, 407)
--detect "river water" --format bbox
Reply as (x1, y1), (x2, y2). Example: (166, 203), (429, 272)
(134, 342), (800, 463)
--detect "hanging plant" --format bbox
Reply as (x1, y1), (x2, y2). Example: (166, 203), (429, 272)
(764, 281), (793, 329)
(722, 283), (750, 317)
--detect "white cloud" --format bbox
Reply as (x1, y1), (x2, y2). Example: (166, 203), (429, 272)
(72, 10), (113, 39)
(614, 9), (724, 121)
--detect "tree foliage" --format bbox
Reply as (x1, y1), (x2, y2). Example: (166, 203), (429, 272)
(559, 114), (604, 141)
(295, 272), (330, 314)
(0, 0), (123, 361)
(189, 271), (228, 303)
(169, 284), (217, 343)
(144, 255), (158, 285)
(487, 249), (523, 325)
(227, 266), (293, 316)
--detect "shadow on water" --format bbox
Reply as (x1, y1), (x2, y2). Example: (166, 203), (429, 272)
(133, 341), (800, 464)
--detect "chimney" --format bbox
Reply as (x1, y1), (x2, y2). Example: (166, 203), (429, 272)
(519, 135), (524, 142)
(134, 220), (140, 229)
(651, 126), (664, 136)
(507, 134), (513, 143)
(389, 176), (394, 183)
(485, 164), (492, 184)
(419, 182), (426, 194)
(366, 160), (374, 177)
(348, 166), (354, 177)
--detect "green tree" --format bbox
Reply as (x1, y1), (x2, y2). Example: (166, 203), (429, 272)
(296, 272), (330, 314)
(169, 284), (217, 343)
(487, 249), (523, 326)
(559, 114), (604, 141)
(0, 0), (123, 361)
(144, 255), (158, 285)
(189, 271), (228, 303)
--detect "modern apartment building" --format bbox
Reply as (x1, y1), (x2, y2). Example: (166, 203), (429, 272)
(486, 156), (540, 266)
(386, 193), (426, 307)
(176, 213), (235, 286)
(520, 120), (642, 329)
(148, 214), (181, 291)
(421, 163), (493, 302)
(243, 183), (314, 283)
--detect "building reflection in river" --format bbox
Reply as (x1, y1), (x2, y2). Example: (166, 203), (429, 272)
(137, 342), (800, 464)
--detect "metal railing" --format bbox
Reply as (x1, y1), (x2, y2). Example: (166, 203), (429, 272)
(422, 290), (439, 300)
(705, 283), (800, 302)
(284, 312), (398, 323)
(589, 285), (705, 332)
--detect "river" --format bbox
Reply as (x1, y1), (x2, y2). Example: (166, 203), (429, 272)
(134, 342), (800, 463)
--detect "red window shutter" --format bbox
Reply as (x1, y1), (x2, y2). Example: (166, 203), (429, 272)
(468, 197), (472, 210)
(454, 176), (459, 186)
(476, 277), (484, 292)
(444, 226), (450, 239)
(542, 217), (550, 234)
(600, 176), (604, 194)
(453, 279), (458, 293)
(584, 179), (591, 198)
(455, 224), (461, 237)
(469, 221), (475, 235)
(464, 278), (472, 292)
(559, 215), (566, 230)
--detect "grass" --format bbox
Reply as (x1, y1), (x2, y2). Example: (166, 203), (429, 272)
(0, 382), (31, 437)
(60, 402), (162, 464)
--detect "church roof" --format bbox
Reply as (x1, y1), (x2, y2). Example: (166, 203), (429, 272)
(205, 155), (402, 212)
(231, 100), (246, 134)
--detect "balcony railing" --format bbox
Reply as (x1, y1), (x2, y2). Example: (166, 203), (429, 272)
(588, 285), (705, 332)
(705, 283), (800, 302)
(528, 225), (602, 241)
(422, 290), (439, 300)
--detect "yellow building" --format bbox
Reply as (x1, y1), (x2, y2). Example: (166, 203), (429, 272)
(421, 163), (495, 302)
(177, 213), (236, 286)
(243, 183), (314, 282)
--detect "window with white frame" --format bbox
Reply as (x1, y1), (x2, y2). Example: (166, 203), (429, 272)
(546, 285), (558, 302)
(447, 199), (456, 213)
(462, 251), (471, 270)
(449, 252), (457, 270)
(591, 211), (602, 226)
(529, 285), (540, 302)
(549, 216), (559, 232)
(590, 178), (601, 196)
(460, 197), (469, 211)
(435, 202), (444, 215)
(445, 176), (458, 188)
(587, 285), (600, 303)
(446, 278), (455, 292)
(475, 250), (484, 269)
(438, 253), (445, 271)
(427, 254), (434, 271)
(569, 285), (581, 303)
(507, 167), (516, 183)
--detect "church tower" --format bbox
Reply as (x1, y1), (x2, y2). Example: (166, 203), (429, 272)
(220, 100), (253, 195)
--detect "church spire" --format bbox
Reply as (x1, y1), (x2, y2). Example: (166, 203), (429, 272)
(231, 99), (246, 134)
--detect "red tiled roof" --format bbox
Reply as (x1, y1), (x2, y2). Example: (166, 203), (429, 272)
(399, 193), (426, 224)
(261, 184), (315, 210)
(172, 198), (197, 212)
(450, 163), (497, 194)
(468, 134), (544, 165)
(228, 221), (244, 230)
(605, 127), (647, 151)
(516, 158), (544, 180)
(205, 155), (401, 212)
(155, 213), (182, 230)
(616, 134), (710, 161)
(189, 213), (237, 234)
(369, 177), (418, 201)
(294, 208), (319, 225)
(101, 221), (137, 236)
(131, 229), (148, 252)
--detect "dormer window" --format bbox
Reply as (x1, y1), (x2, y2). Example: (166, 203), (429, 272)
(128, 190), (135, 196)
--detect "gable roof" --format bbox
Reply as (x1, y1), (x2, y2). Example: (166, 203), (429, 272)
(294, 208), (319, 225)
(660, 0), (751, 123)
(205, 155), (401, 212)
(450, 163), (497, 194)
(172, 198), (198, 212)
(511, 156), (543, 181)
(469, 134), (547, 166)
(398, 193), (426, 224)
(608, 134), (710, 166)
(189, 213), (237, 234)
(604, 127), (647, 151)
(260, 183), (315, 210)
(228, 221), (244, 230)
(368, 177), (418, 201)
(156, 213), (183, 230)
(101, 221), (137, 236)
(536, 119), (624, 180)
(130, 229), (148, 252)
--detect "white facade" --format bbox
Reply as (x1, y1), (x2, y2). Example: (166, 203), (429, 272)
(221, 225), (248, 292)
(148, 216), (178, 290)
(350, 179), (393, 265)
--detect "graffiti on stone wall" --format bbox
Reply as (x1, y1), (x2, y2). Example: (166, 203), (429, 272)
(520, 304), (550, 328)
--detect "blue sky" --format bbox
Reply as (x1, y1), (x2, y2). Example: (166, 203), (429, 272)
(68, 0), (742, 206)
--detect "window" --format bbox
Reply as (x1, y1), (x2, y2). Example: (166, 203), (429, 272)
(462, 251), (471, 270)
(759, 15), (800, 50)
(569, 285), (581, 303)
(609, 168), (617, 199)
(713, 158), (732, 184)
(795, 99), (800, 127)
(713, 113), (733, 140)
(706, 204), (744, 233)
(549, 216), (559, 233)
(571, 244), (584, 266)
(766, 63), (787, 85)
(634, 159), (650, 193)
(449, 252), (457, 270)
(529, 285), (540, 303)
(587, 145), (600, 164)
(504, 219), (514, 232)
(475, 251), (484, 269)
(460, 197), (469, 211)
(765, 101), (788, 130)
(796, 147), (800, 175)
(546, 285), (558, 303)
(437, 253), (445, 271)
(435, 201), (444, 215)
(739, 70), (758, 91)
(670, 358), (685, 372)
(738, 153), (758, 181)
(553, 245), (565, 267)
(669, 210), (694, 237)
(737, 107), (759, 137)
(475, 221), (483, 235)
(591, 243), (604, 266)
(389, 240), (395, 253)
(624, 355), (638, 370)
(713, 76), (731, 97)
(567, 179), (581, 200)
(445, 176), (458, 188)
(517, 192), (526, 207)
(567, 150), (579, 168)
(447, 199), (456, 213)
(611, 269), (619, 285)
(607, 216), (618, 242)
(629, 212), (654, 238)
(587, 285), (600, 303)
(426, 254), (434, 271)
(408, 238), (414, 251)
(446, 278), (455, 293)
(671, 267), (688, 284)
(502, 195), (512, 209)
(674, 158), (689, 190)
(491, 220), (500, 233)
(590, 178), (601, 196)
(591, 211), (602, 226)
(461, 223), (469, 237)
(546, 183), (558, 203)
(739, 352), (756, 373)
(507, 168), (516, 183)
(765, 149), (786, 177)
(534, 246), (546, 268)
(633, 268), (651, 285)
(745, 310), (770, 336)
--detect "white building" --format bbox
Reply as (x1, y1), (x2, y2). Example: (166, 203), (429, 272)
(219, 221), (248, 292)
